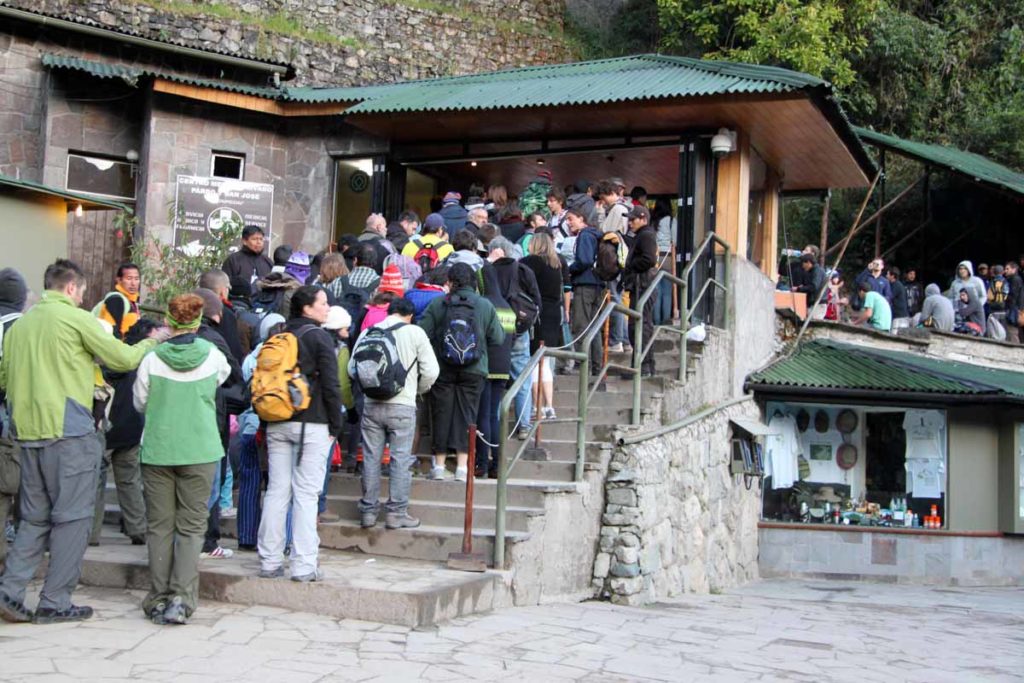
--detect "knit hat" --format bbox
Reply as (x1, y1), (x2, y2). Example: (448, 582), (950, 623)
(379, 264), (405, 296)
(0, 268), (27, 313)
(323, 305), (352, 331)
(442, 191), (462, 205)
(424, 213), (446, 229)
(532, 170), (553, 184)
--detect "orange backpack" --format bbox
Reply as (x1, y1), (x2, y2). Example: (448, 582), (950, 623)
(250, 327), (314, 422)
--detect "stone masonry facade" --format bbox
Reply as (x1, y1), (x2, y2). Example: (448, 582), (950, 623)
(7, 0), (573, 86)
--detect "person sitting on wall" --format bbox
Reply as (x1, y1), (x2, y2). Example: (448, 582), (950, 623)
(222, 226), (272, 298)
(852, 282), (892, 332)
(912, 284), (956, 332)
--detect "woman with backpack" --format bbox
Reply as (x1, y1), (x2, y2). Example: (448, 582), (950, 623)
(521, 232), (566, 420)
(475, 266), (516, 479)
(418, 263), (505, 482)
(133, 294), (231, 624)
(254, 286), (343, 582)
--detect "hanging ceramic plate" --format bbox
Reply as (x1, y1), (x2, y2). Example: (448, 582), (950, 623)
(836, 409), (858, 434)
(837, 444), (858, 470)
(814, 409), (830, 433)
(796, 408), (810, 432)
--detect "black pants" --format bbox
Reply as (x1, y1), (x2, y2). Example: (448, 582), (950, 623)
(430, 367), (485, 454)
(630, 282), (656, 374)
(475, 378), (506, 475)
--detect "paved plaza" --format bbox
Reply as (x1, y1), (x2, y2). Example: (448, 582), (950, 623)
(0, 579), (1020, 682)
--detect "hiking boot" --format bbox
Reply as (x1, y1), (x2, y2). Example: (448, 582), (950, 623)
(0, 593), (33, 623)
(385, 513), (420, 530)
(148, 602), (167, 625)
(33, 604), (93, 625)
(291, 569), (323, 583)
(360, 512), (378, 528)
(258, 566), (284, 579)
(162, 597), (187, 625)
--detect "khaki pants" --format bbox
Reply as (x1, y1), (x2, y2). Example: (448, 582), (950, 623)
(141, 462), (216, 617)
(0, 435), (19, 570)
(90, 445), (147, 544)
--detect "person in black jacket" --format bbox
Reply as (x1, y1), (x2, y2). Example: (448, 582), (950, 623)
(622, 206), (658, 376)
(1005, 261), (1024, 344)
(794, 254), (828, 308)
(199, 270), (245, 361)
(257, 286), (342, 581)
(567, 208), (605, 376)
(887, 267), (911, 322)
(222, 226), (272, 297)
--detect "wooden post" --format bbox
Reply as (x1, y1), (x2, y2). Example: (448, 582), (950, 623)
(462, 424), (477, 554)
(819, 191), (830, 265)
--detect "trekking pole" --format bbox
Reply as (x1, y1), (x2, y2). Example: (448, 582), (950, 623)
(447, 423), (485, 572)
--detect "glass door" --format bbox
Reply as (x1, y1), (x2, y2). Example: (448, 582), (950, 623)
(333, 156), (383, 243)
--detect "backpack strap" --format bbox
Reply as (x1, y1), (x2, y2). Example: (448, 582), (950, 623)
(411, 237), (426, 251)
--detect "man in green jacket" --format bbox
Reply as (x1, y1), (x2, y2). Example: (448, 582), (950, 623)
(0, 259), (164, 624)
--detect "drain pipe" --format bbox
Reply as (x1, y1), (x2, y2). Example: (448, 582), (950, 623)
(2, 5), (290, 77)
(616, 395), (753, 446)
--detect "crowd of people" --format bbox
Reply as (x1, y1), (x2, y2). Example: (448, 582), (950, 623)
(783, 248), (1024, 342)
(0, 174), (675, 626)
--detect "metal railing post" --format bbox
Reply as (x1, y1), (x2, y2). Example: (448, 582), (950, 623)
(721, 243), (732, 331)
(631, 285), (643, 425)
(679, 278), (689, 382)
(576, 349), (589, 482)
(494, 390), (511, 570)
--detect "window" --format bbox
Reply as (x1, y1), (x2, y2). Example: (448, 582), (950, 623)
(66, 153), (137, 200)
(211, 152), (245, 180)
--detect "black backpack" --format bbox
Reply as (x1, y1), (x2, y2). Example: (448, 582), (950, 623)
(440, 295), (481, 366)
(351, 323), (409, 400)
(338, 277), (371, 332)
(595, 233), (625, 281)
(506, 264), (540, 335)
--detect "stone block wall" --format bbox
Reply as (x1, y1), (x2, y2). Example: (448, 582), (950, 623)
(594, 399), (763, 605)
(10, 0), (573, 86)
(0, 33), (47, 180)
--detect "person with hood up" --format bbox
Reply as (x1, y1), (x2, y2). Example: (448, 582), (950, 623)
(567, 179), (599, 228)
(949, 260), (986, 305)
(0, 268), (27, 572)
(222, 226), (272, 297)
(133, 293), (231, 624)
(474, 266), (516, 479)
(954, 287), (985, 335)
(914, 284), (955, 332)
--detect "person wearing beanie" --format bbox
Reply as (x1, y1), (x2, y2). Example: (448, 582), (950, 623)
(0, 267), (27, 572)
(134, 293), (231, 625)
(440, 191), (468, 235)
(378, 264), (406, 297)
(0, 260), (164, 625)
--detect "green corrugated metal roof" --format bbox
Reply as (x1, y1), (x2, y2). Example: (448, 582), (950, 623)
(746, 339), (1024, 399)
(330, 54), (827, 114)
(0, 173), (128, 210)
(855, 126), (1024, 198)
(41, 54), (282, 98)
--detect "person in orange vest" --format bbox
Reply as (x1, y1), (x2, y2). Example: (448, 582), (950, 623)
(94, 263), (141, 340)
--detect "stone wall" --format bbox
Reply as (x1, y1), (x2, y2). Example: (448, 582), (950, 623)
(730, 256), (781, 392)
(595, 399), (763, 606)
(10, 0), (573, 86)
(0, 32), (47, 180)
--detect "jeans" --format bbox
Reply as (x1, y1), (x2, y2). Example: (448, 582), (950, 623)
(509, 333), (534, 432)
(0, 433), (101, 612)
(610, 281), (627, 345)
(475, 378), (506, 475)
(202, 457), (226, 553)
(359, 402), (417, 515)
(629, 283), (656, 374)
(258, 422), (331, 577)
(654, 277), (673, 325)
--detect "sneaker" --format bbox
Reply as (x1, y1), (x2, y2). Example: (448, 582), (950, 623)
(428, 466), (446, 480)
(258, 566), (284, 579)
(454, 467), (468, 482)
(542, 406), (557, 420)
(220, 507), (238, 519)
(162, 596), (187, 625)
(291, 569), (323, 583)
(622, 344), (633, 354)
(0, 593), (33, 623)
(148, 602), (167, 625)
(385, 512), (421, 529)
(608, 342), (624, 353)
(33, 604), (93, 625)
(200, 546), (234, 560)
(514, 427), (531, 440)
(360, 512), (378, 528)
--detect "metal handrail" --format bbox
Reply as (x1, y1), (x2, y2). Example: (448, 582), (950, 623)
(491, 232), (731, 569)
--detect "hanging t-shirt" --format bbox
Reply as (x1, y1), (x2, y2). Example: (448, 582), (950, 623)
(903, 409), (946, 497)
(765, 414), (801, 489)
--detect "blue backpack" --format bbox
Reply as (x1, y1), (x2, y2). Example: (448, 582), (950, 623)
(440, 294), (480, 366)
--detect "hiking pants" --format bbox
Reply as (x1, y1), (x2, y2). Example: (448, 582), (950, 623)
(258, 422), (330, 577)
(430, 368), (484, 454)
(90, 445), (146, 543)
(359, 402), (417, 516)
(236, 432), (261, 547)
(0, 433), (101, 612)
(630, 282), (656, 375)
(571, 286), (604, 374)
(141, 462), (216, 617)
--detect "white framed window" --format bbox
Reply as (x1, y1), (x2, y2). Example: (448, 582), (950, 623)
(65, 153), (137, 200)
(211, 152), (245, 180)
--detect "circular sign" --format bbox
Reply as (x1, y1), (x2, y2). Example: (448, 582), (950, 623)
(349, 170), (369, 193)
(207, 207), (244, 237)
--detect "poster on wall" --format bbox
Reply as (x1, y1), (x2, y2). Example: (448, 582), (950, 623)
(172, 175), (273, 253)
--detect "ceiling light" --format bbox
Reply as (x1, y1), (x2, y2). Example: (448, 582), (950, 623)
(75, 204), (84, 217)
(470, 161), (478, 167)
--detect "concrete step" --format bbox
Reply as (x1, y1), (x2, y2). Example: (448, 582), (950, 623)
(318, 519), (528, 565)
(402, 453), (577, 482)
(79, 533), (506, 628)
(325, 474), (572, 508)
(324, 495), (541, 532)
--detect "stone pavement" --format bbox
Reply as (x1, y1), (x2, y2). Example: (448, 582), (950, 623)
(0, 579), (1020, 682)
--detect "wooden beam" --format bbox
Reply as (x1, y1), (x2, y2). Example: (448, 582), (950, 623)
(823, 173), (925, 258)
(818, 190), (830, 265)
(152, 79), (348, 117)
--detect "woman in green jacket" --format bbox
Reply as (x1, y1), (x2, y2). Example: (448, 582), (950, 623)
(133, 294), (230, 624)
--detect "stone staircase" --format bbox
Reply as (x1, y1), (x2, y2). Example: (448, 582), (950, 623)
(94, 335), (708, 623)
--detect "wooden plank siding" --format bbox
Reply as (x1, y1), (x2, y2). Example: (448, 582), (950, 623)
(66, 209), (128, 309)
(715, 130), (751, 259)
(152, 80), (348, 117)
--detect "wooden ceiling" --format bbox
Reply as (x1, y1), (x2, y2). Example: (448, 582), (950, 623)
(348, 93), (870, 191)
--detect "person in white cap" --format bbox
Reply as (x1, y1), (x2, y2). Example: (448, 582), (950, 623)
(318, 306), (354, 523)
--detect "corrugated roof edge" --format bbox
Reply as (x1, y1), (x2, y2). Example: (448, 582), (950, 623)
(855, 126), (1024, 197)
(0, 173), (128, 210)
(1, 1), (292, 69)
